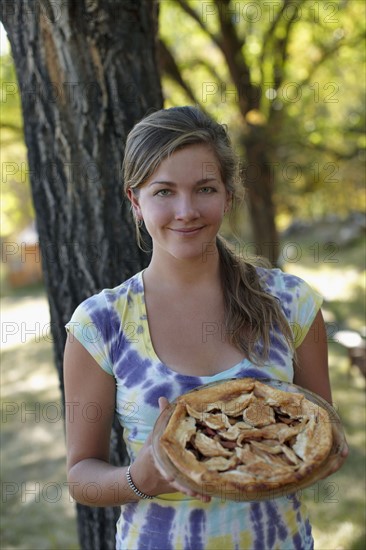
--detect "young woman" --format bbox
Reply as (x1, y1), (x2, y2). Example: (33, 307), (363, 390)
(64, 106), (347, 549)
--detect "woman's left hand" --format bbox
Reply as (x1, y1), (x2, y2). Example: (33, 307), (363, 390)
(154, 397), (212, 503)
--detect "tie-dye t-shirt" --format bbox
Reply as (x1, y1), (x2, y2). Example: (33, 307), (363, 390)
(66, 267), (323, 550)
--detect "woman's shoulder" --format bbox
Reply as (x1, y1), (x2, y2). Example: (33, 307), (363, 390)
(255, 266), (305, 291)
(70, 270), (145, 321)
(255, 266), (323, 328)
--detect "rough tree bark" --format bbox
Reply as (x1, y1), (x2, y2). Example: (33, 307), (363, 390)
(1, 1), (162, 547)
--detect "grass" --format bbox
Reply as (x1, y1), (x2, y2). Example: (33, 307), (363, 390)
(281, 234), (366, 550)
(0, 337), (79, 550)
(300, 349), (366, 550)
(0, 235), (365, 550)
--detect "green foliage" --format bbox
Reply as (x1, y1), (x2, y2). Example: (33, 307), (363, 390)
(159, 0), (366, 225)
(1, 49), (34, 237)
(1, 2), (365, 237)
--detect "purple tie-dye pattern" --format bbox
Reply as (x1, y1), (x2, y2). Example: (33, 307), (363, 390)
(137, 503), (176, 550)
(127, 276), (143, 301)
(289, 493), (302, 511)
(268, 347), (287, 366)
(85, 302), (120, 345)
(270, 333), (289, 354)
(129, 274), (144, 294)
(156, 362), (174, 376)
(110, 328), (136, 365)
(265, 511), (276, 549)
(67, 267), (322, 549)
(305, 518), (314, 548)
(142, 380), (153, 390)
(236, 366), (271, 380)
(176, 376), (204, 395)
(120, 502), (138, 540)
(256, 266), (276, 288)
(115, 350), (153, 387)
(144, 382), (175, 405)
(264, 501), (288, 542)
(293, 530), (304, 550)
(127, 426), (138, 440)
(284, 274), (302, 288)
(126, 292), (134, 306)
(288, 493), (303, 523)
(278, 290), (296, 304)
(295, 524), (314, 550)
(250, 502), (266, 550)
(184, 509), (206, 550)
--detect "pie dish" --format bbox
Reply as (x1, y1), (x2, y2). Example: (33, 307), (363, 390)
(153, 378), (346, 501)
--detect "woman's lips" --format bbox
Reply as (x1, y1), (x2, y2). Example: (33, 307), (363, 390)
(169, 226), (204, 235)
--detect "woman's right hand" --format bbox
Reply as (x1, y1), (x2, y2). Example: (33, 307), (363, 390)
(129, 397), (211, 503)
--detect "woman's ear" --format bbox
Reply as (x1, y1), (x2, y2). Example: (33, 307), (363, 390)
(127, 188), (142, 220)
(224, 191), (233, 214)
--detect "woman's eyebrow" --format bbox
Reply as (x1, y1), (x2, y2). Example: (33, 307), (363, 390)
(148, 177), (218, 187)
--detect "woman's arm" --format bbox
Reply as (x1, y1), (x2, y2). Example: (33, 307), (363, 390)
(293, 309), (332, 403)
(64, 334), (136, 505)
(293, 309), (348, 469)
(64, 335), (209, 506)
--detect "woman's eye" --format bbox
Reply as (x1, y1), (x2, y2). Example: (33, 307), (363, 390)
(155, 189), (171, 196)
(199, 187), (216, 193)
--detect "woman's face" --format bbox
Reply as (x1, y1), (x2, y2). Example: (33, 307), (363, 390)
(128, 144), (231, 262)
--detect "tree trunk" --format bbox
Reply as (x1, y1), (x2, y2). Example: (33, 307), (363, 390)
(1, 1), (163, 547)
(158, 30), (279, 265)
(243, 127), (280, 266)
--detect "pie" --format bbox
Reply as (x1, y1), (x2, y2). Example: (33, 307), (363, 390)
(159, 378), (333, 496)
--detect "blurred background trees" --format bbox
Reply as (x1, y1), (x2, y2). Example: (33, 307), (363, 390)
(0, 1), (365, 549)
(1, 0), (365, 259)
(1, 55), (35, 238)
(158, 0), (365, 263)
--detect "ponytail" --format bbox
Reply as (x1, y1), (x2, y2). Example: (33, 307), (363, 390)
(217, 235), (294, 364)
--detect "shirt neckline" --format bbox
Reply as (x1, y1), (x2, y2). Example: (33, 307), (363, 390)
(137, 270), (250, 381)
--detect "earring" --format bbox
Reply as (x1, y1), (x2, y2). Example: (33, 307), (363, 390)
(137, 218), (143, 227)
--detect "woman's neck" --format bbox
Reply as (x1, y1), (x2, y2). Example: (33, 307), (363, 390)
(144, 249), (221, 291)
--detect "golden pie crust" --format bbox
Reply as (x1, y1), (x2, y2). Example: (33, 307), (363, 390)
(159, 378), (333, 493)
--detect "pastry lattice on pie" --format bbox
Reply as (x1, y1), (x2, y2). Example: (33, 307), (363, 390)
(159, 378), (333, 494)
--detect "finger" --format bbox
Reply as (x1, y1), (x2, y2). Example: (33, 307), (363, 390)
(167, 478), (211, 502)
(158, 396), (170, 412)
(341, 444), (349, 458)
(144, 432), (153, 445)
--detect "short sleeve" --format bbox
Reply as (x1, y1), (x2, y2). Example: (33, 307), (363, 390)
(65, 293), (114, 376)
(257, 268), (323, 349)
(281, 273), (323, 348)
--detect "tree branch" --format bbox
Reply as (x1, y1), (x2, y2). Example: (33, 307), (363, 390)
(260, 0), (305, 91)
(275, 1), (305, 84)
(158, 39), (210, 114)
(188, 58), (222, 83)
(259, 0), (289, 81)
(158, 39), (199, 104)
(213, 0), (258, 115)
(175, 0), (220, 46)
(299, 31), (366, 88)
(296, 140), (363, 161)
(173, 0), (258, 116)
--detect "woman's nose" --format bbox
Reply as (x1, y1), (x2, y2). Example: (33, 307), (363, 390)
(174, 196), (200, 220)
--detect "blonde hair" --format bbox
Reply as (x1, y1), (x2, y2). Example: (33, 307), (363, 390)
(123, 106), (293, 363)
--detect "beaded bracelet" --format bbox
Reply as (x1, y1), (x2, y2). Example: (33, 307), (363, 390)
(126, 465), (154, 500)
